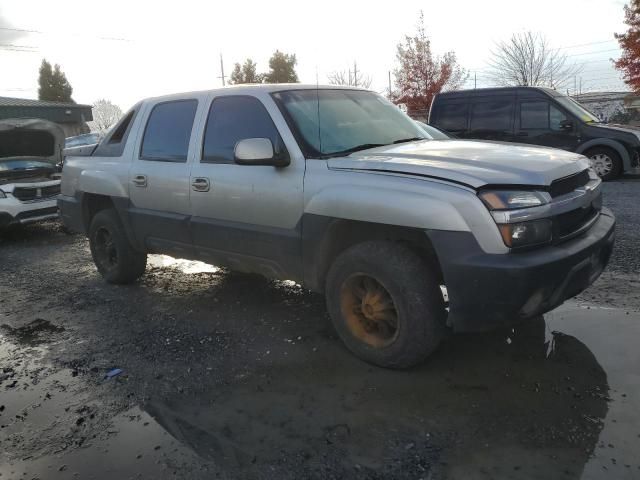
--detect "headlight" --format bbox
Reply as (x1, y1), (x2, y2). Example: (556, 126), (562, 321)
(478, 190), (549, 210)
(498, 219), (552, 248)
(478, 190), (553, 249)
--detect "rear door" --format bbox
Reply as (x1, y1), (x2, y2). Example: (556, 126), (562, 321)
(188, 93), (305, 281)
(515, 99), (579, 151)
(128, 97), (202, 257)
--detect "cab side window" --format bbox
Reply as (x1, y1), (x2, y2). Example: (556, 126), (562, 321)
(202, 95), (287, 164)
(140, 100), (198, 162)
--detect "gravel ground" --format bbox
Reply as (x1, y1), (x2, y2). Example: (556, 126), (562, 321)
(0, 177), (638, 480)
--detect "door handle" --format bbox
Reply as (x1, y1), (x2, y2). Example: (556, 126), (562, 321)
(132, 175), (147, 187)
(516, 131), (529, 137)
(191, 177), (210, 192)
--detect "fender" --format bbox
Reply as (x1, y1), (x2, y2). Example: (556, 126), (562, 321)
(576, 138), (631, 170)
(304, 185), (471, 232)
(79, 170), (128, 198)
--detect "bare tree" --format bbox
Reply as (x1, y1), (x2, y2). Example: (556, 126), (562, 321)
(89, 99), (123, 134)
(328, 62), (372, 88)
(488, 32), (581, 89)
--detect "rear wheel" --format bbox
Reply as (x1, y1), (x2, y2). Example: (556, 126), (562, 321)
(88, 209), (147, 284)
(325, 241), (447, 368)
(586, 147), (622, 181)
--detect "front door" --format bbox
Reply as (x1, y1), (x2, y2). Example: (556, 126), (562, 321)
(128, 98), (200, 258)
(515, 100), (580, 152)
(188, 94), (305, 281)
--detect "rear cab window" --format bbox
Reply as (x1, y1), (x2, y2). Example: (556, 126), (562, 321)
(140, 100), (198, 162)
(93, 105), (139, 157)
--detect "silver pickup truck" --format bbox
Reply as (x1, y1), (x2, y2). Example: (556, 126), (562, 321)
(59, 85), (615, 368)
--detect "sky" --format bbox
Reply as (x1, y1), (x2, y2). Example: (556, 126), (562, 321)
(0, 0), (630, 111)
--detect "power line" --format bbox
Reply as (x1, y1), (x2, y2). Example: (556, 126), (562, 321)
(0, 24), (131, 42)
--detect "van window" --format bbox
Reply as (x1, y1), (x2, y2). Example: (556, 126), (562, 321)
(521, 101), (568, 131)
(202, 95), (286, 164)
(520, 102), (548, 129)
(550, 104), (569, 131)
(470, 101), (513, 131)
(436, 103), (468, 131)
(140, 100), (198, 162)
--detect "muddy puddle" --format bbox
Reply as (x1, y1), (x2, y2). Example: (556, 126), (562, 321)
(1, 303), (639, 479)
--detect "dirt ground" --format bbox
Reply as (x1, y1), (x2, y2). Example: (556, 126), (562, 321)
(1, 179), (639, 480)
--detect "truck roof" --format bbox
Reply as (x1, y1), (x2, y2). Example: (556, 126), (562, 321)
(144, 84), (370, 103)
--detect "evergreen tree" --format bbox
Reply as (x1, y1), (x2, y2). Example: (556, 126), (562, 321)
(263, 51), (299, 83)
(38, 59), (74, 102)
(229, 59), (262, 84)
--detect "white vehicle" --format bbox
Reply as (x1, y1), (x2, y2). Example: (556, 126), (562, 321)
(60, 85), (615, 368)
(0, 119), (62, 228)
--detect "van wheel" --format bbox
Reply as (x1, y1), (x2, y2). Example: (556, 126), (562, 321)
(325, 241), (447, 369)
(88, 209), (147, 284)
(586, 147), (622, 181)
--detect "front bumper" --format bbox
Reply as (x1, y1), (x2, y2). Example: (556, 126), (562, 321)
(429, 207), (616, 332)
(0, 197), (60, 228)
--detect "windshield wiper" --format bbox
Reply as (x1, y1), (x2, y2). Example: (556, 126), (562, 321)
(392, 137), (426, 144)
(323, 143), (387, 158)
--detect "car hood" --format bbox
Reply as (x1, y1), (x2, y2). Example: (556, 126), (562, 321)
(327, 140), (589, 188)
(591, 123), (640, 139)
(0, 118), (65, 166)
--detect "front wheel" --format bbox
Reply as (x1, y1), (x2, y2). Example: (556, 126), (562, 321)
(586, 147), (622, 181)
(325, 241), (447, 368)
(88, 209), (147, 284)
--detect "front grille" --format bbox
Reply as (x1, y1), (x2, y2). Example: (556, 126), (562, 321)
(550, 170), (590, 198)
(553, 204), (599, 241)
(12, 184), (61, 202)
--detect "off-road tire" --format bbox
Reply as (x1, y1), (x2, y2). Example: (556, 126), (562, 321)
(88, 209), (147, 284)
(325, 241), (447, 368)
(586, 146), (622, 181)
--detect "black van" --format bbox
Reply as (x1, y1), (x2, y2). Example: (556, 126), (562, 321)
(429, 86), (640, 180)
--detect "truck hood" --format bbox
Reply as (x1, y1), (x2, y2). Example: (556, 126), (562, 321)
(327, 140), (589, 189)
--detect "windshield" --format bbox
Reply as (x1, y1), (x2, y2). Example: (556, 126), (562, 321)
(555, 96), (601, 124)
(272, 89), (427, 157)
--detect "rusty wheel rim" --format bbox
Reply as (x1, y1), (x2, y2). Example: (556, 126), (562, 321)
(340, 273), (399, 348)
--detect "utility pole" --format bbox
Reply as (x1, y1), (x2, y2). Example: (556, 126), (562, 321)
(218, 54), (227, 87)
(474, 72), (477, 89)
(388, 71), (392, 96)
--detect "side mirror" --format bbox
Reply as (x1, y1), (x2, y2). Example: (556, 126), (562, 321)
(234, 138), (289, 167)
(559, 119), (574, 131)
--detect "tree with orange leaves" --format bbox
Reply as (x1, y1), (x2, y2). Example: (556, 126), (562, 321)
(391, 12), (467, 118)
(614, 0), (640, 92)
